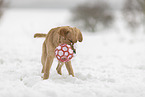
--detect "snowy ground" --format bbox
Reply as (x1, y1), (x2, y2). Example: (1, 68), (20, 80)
(0, 9), (145, 97)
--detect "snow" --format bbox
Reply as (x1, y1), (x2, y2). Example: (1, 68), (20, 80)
(0, 9), (145, 97)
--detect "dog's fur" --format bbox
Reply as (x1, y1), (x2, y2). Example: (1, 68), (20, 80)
(34, 26), (83, 79)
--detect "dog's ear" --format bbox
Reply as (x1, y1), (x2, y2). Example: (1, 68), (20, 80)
(58, 27), (69, 37)
(74, 27), (83, 42)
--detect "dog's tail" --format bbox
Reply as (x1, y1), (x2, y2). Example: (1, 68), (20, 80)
(34, 33), (47, 38)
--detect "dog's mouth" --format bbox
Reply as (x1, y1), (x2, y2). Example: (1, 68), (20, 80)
(66, 38), (76, 54)
(70, 43), (76, 54)
(61, 36), (76, 54)
(73, 49), (76, 54)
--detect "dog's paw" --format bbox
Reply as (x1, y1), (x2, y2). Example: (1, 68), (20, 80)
(57, 70), (62, 75)
(43, 73), (49, 80)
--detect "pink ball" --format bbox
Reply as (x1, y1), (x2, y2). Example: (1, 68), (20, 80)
(55, 44), (74, 62)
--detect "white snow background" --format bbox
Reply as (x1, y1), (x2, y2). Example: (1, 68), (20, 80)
(0, 9), (145, 97)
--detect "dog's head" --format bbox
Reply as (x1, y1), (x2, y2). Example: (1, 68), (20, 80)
(58, 26), (83, 53)
(58, 26), (83, 43)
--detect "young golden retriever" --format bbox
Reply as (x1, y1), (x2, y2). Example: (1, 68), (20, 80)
(34, 26), (83, 79)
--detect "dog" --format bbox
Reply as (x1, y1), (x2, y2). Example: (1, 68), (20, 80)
(34, 26), (83, 79)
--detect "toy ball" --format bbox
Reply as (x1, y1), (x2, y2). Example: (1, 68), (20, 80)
(55, 44), (74, 62)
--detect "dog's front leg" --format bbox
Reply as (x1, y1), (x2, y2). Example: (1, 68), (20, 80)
(43, 55), (54, 79)
(56, 61), (64, 75)
(65, 61), (74, 77)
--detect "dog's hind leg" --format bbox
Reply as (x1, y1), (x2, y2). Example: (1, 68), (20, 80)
(56, 61), (64, 75)
(43, 54), (55, 79)
(41, 42), (47, 73)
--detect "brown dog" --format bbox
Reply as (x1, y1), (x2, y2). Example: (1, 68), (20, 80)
(34, 26), (83, 79)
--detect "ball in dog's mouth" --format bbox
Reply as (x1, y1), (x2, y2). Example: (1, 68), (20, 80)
(55, 44), (74, 62)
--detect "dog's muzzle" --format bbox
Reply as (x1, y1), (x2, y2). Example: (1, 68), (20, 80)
(70, 43), (76, 54)
(62, 36), (77, 54)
